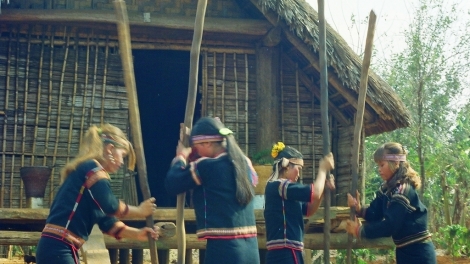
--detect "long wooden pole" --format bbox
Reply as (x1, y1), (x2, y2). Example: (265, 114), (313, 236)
(177, 0), (208, 263)
(317, 0), (331, 262)
(113, 1), (158, 264)
(347, 10), (377, 264)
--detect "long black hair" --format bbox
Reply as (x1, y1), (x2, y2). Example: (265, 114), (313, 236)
(191, 117), (254, 205)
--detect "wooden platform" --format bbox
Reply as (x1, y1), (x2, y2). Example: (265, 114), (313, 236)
(0, 207), (394, 250)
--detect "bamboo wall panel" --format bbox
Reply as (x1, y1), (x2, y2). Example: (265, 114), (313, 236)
(336, 125), (357, 205)
(0, 25), (131, 208)
(201, 51), (258, 156)
(278, 51), (360, 206)
(279, 55), (323, 187)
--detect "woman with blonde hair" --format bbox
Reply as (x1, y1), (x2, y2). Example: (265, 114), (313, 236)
(36, 124), (159, 264)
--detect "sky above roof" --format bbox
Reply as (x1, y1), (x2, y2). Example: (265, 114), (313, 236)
(306, 0), (470, 107)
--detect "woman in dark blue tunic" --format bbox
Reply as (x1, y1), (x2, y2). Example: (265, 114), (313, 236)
(36, 124), (159, 264)
(264, 143), (335, 264)
(346, 142), (436, 264)
(165, 117), (260, 264)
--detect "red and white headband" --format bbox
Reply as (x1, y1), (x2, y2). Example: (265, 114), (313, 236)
(383, 154), (406, 162)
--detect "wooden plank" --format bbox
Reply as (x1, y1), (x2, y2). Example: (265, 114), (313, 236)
(0, 10), (271, 37)
(0, 231), (394, 250)
(0, 207), (350, 223)
(255, 45), (280, 151)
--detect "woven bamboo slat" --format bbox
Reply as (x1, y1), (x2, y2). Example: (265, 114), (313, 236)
(1, 29), (13, 208)
(0, 25), (130, 208)
(202, 52), (257, 154)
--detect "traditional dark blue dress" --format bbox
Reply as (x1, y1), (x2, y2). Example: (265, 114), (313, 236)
(357, 182), (436, 264)
(36, 160), (129, 264)
(165, 152), (260, 264)
(264, 179), (315, 264)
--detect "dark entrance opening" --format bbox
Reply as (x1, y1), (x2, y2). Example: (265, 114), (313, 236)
(133, 50), (200, 207)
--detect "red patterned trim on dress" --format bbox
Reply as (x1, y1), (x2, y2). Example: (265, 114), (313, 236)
(42, 224), (86, 249)
(196, 226), (257, 239)
(394, 230), (432, 248)
(266, 238), (304, 251)
(107, 221), (127, 240)
(190, 162), (201, 185)
(85, 169), (110, 188)
(189, 152), (228, 185)
(278, 179), (290, 200)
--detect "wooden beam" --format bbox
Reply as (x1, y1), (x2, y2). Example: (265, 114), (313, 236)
(256, 44), (281, 150)
(338, 102), (351, 109)
(248, 0), (379, 123)
(329, 92), (342, 100)
(0, 207), (350, 223)
(0, 36), (256, 54)
(262, 26), (281, 47)
(0, 231), (394, 250)
(0, 9), (271, 36)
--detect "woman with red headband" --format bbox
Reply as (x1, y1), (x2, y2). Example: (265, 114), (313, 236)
(165, 117), (260, 264)
(264, 142), (335, 264)
(346, 142), (436, 263)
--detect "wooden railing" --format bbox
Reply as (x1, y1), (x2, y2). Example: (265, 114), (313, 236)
(0, 207), (394, 250)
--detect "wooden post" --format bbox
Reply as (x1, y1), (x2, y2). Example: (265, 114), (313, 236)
(113, 1), (159, 263)
(109, 249), (118, 264)
(255, 44), (280, 150)
(317, 0), (331, 262)
(347, 10), (377, 264)
(119, 249), (130, 264)
(177, 0), (208, 263)
(132, 249), (144, 264)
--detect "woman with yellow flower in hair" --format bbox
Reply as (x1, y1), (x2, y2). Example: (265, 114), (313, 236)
(165, 117), (260, 264)
(264, 142), (335, 264)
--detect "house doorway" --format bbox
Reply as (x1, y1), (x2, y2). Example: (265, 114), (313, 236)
(134, 49), (201, 207)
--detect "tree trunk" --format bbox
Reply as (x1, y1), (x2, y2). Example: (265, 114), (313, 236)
(417, 79), (426, 199)
(452, 174), (469, 225)
(440, 171), (452, 226)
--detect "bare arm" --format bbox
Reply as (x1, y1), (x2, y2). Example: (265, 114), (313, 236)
(307, 153), (335, 215)
(124, 197), (157, 218)
(117, 225), (160, 242)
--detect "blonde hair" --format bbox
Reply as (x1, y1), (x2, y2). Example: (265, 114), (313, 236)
(373, 142), (421, 190)
(61, 124), (136, 181)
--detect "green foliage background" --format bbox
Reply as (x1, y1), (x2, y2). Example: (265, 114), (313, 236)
(360, 0), (470, 258)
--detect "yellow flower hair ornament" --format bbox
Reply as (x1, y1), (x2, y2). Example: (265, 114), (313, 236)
(271, 142), (285, 158)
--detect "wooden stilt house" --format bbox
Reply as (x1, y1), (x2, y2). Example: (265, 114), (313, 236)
(0, 0), (410, 220)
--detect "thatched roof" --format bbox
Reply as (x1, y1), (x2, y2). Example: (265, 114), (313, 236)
(247, 0), (411, 135)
